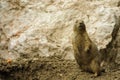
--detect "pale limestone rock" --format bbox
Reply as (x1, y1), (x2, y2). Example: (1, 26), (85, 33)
(0, 0), (120, 60)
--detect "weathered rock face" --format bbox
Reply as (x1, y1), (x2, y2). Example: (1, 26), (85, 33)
(0, 0), (120, 60)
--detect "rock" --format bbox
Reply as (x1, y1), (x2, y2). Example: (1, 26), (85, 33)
(0, 0), (120, 60)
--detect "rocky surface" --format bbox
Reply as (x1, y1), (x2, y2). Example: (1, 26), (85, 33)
(0, 0), (120, 60)
(0, 56), (120, 80)
(0, 0), (120, 79)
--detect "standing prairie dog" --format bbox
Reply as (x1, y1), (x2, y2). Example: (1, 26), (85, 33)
(72, 20), (103, 76)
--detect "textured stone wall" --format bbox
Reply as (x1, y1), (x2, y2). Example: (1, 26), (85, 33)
(0, 28), (8, 50)
(116, 26), (120, 63)
(101, 18), (120, 64)
(0, 0), (120, 61)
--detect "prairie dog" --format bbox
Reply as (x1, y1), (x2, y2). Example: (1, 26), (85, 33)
(72, 20), (102, 76)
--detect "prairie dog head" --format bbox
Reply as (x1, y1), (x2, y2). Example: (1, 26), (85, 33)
(73, 20), (86, 33)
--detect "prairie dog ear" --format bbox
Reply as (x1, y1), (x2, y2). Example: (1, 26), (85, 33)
(75, 20), (84, 24)
(80, 21), (84, 24)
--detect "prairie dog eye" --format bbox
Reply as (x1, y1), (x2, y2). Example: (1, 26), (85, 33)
(79, 22), (85, 27)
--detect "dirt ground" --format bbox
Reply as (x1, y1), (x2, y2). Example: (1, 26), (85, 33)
(0, 56), (120, 80)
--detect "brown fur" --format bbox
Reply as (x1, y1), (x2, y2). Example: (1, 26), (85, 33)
(72, 20), (102, 76)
